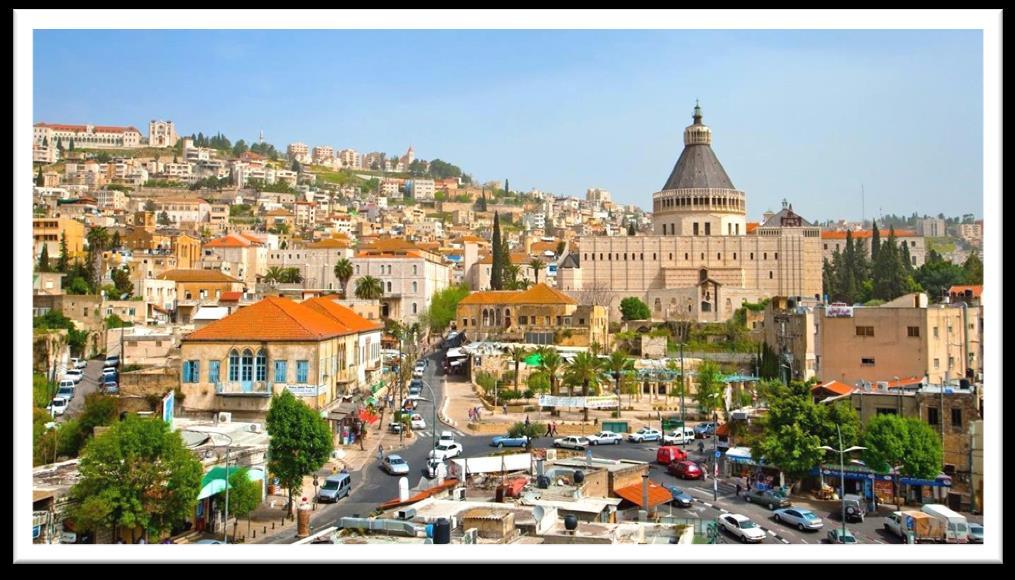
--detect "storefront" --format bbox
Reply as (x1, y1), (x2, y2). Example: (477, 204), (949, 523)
(723, 447), (785, 491)
(194, 466), (266, 534)
(811, 465), (894, 510)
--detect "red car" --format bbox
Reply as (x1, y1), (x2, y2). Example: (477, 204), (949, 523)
(656, 446), (688, 465)
(668, 460), (704, 480)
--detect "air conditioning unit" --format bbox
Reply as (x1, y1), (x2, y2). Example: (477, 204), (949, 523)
(397, 508), (416, 520)
(217, 412), (232, 424)
(249, 423), (262, 433)
(452, 487), (466, 501)
(875, 382), (889, 392)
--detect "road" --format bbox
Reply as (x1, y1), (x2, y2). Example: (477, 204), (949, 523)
(59, 358), (104, 420)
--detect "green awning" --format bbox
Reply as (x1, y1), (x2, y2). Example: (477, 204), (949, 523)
(524, 353), (542, 366)
(197, 466), (265, 500)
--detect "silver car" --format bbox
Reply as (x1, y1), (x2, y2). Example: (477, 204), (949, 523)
(773, 508), (824, 531)
(381, 455), (410, 475)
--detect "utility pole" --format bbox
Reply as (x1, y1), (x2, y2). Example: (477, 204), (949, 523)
(679, 342), (685, 428)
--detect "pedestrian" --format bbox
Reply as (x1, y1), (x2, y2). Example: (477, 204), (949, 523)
(377, 444), (384, 463)
(545, 423), (552, 438)
(525, 414), (530, 428)
(735, 481), (742, 497)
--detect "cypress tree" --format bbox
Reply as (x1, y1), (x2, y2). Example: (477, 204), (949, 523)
(504, 179), (509, 196)
(900, 238), (914, 274)
(871, 219), (881, 263)
(873, 226), (905, 300)
(57, 232), (69, 273)
(36, 166), (44, 186)
(627, 222), (636, 236)
(490, 212), (503, 290)
(37, 244), (51, 272)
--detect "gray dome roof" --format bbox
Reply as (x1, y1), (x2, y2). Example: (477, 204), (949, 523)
(661, 143), (736, 191)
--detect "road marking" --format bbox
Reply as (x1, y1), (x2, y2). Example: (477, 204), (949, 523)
(800, 539), (809, 544)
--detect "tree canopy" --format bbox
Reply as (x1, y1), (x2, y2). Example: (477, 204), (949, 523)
(265, 390), (333, 509)
(426, 284), (470, 334)
(619, 297), (651, 321)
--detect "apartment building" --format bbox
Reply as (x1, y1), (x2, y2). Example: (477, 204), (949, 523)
(158, 269), (246, 324)
(406, 178), (435, 200)
(151, 198), (212, 225)
(266, 238), (354, 292)
(200, 233), (268, 287)
(32, 217), (86, 262)
(312, 146), (334, 165)
(338, 149), (361, 169)
(287, 142), (310, 164)
(95, 189), (127, 210)
(33, 122), (144, 149)
(348, 238), (451, 324)
(148, 120), (179, 147)
(294, 202), (317, 229)
(916, 218), (947, 237)
(954, 222), (983, 246)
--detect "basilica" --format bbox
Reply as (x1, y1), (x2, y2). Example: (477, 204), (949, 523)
(559, 103), (824, 323)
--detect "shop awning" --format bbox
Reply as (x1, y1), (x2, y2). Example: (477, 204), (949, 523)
(197, 466), (265, 500)
(899, 474), (952, 487)
(725, 447), (754, 464)
(524, 353), (542, 366)
(613, 481), (672, 509)
(446, 347), (467, 359)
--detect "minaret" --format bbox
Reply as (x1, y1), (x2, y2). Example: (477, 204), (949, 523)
(259, 130), (264, 144)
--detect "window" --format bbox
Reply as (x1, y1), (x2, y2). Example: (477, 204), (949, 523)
(718, 253), (721, 260)
(951, 408), (962, 428)
(928, 407), (939, 426)
(733, 253), (737, 260)
(764, 253), (768, 260)
(907, 326), (920, 337)
(274, 360), (287, 383)
(557, 316), (563, 325)
(256, 350), (267, 381)
(824, 244), (828, 250)
(462, 319), (468, 327)
(183, 360), (200, 383)
(578, 318), (585, 325)
(934, 358), (940, 369)
(413, 265), (418, 275)
(209, 361), (220, 384)
(229, 350), (240, 381)
(296, 360), (309, 383)
(684, 253), (689, 260)
(769, 271), (773, 279)
(933, 326), (939, 338)
(861, 357), (876, 367)
(386, 281), (392, 292)
(750, 252), (754, 260)
(775, 252), (779, 260)
(693, 223), (699, 236)
(412, 303), (418, 314)
(412, 281), (418, 293)
(856, 326), (875, 337)
(241, 349), (254, 381)
(704, 223), (711, 236)
(876, 408), (898, 416)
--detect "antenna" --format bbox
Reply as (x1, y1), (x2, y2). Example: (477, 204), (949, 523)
(861, 184), (865, 226)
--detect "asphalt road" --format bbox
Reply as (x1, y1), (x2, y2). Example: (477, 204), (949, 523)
(61, 358), (104, 419)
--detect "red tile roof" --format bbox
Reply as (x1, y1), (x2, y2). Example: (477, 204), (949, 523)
(811, 380), (854, 397)
(301, 297), (383, 334)
(458, 283), (576, 306)
(183, 296), (349, 342)
(219, 291), (243, 302)
(821, 229), (918, 240)
(746, 222), (759, 234)
(613, 480), (672, 508)
(948, 285), (982, 298)
(204, 233), (253, 248)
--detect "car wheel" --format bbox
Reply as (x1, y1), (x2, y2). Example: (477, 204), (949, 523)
(745, 496), (751, 503)
(798, 523), (805, 532)
(740, 533), (747, 543)
(774, 514), (781, 522)
(769, 503), (775, 510)
(498, 442), (504, 448)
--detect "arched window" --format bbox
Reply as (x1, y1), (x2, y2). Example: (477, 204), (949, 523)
(229, 349), (240, 381)
(412, 281), (418, 294)
(412, 302), (418, 314)
(241, 349), (254, 382)
(654, 298), (662, 312)
(256, 349), (267, 381)
(482, 309), (490, 326)
(769, 271), (774, 279)
(386, 281), (392, 292)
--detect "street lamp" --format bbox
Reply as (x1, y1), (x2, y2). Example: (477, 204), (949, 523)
(215, 432), (235, 544)
(817, 424), (866, 539)
(708, 392), (721, 501)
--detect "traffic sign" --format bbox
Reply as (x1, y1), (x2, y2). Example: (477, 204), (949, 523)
(714, 450), (722, 458)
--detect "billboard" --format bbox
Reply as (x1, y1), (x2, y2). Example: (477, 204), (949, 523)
(537, 395), (618, 409)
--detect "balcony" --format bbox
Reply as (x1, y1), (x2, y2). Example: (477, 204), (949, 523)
(214, 381), (272, 396)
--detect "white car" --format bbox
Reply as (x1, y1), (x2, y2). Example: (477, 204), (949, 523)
(587, 431), (623, 445)
(70, 358), (88, 370)
(427, 442), (463, 461)
(438, 431), (456, 445)
(63, 369), (83, 383)
(553, 436), (591, 450)
(627, 427), (663, 443)
(663, 428), (696, 445)
(381, 455), (410, 475)
(410, 413), (427, 430)
(719, 514), (767, 543)
(47, 397), (69, 416)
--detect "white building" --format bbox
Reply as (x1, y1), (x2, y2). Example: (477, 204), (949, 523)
(406, 178), (435, 200)
(338, 149), (361, 169)
(33, 122), (144, 150)
(312, 146), (334, 165)
(148, 120), (179, 148)
(287, 142), (310, 164)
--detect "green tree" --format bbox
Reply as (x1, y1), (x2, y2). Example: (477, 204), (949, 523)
(619, 297), (651, 321)
(158, 211), (172, 225)
(627, 222), (636, 236)
(507, 421), (546, 452)
(528, 258), (545, 285)
(526, 371), (551, 395)
(537, 347), (564, 398)
(232, 139), (249, 157)
(354, 275), (384, 300)
(694, 361), (724, 416)
(871, 219), (881, 263)
(37, 244), (51, 272)
(110, 230), (121, 250)
(143, 199), (157, 212)
(56, 233), (69, 273)
(36, 165), (44, 186)
(426, 284), (470, 334)
(68, 138), (75, 151)
(225, 467), (262, 540)
(265, 390), (333, 512)
(872, 226), (906, 301)
(69, 415), (203, 542)
(563, 351), (604, 422)
(333, 258), (353, 298)
(915, 250), (966, 302)
(508, 346), (529, 392)
(490, 212), (504, 290)
(111, 266), (133, 298)
(962, 252), (983, 285)
(85, 226), (110, 291)
(604, 350), (634, 417)
(902, 418), (944, 479)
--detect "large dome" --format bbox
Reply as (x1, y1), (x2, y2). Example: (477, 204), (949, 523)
(660, 102), (735, 191)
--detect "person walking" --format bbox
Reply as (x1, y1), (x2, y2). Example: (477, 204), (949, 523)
(735, 481), (742, 498)
(377, 444), (384, 463)
(545, 423), (552, 438)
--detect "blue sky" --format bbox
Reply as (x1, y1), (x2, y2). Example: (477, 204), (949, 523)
(34, 29), (983, 220)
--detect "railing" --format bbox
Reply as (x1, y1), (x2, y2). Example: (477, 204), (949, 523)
(214, 381), (272, 395)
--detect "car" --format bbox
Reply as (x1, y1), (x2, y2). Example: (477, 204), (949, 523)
(70, 358), (87, 370)
(719, 514), (766, 543)
(103, 367), (118, 378)
(744, 487), (791, 510)
(663, 428), (696, 445)
(587, 431), (623, 445)
(490, 434), (529, 448)
(402, 398), (418, 410)
(427, 442), (463, 460)
(694, 422), (717, 438)
(57, 385), (75, 400)
(438, 431), (456, 445)
(317, 473), (352, 503)
(968, 523), (983, 544)
(381, 455), (410, 475)
(424, 457), (448, 479)
(667, 460), (704, 480)
(827, 528), (859, 544)
(103, 355), (120, 368)
(553, 436), (591, 450)
(102, 381), (119, 394)
(63, 369), (83, 383)
(388, 422), (404, 434)
(194, 539), (223, 544)
(664, 485), (694, 508)
(773, 508), (824, 531)
(842, 494), (866, 522)
(410, 414), (426, 430)
(656, 446), (688, 465)
(409, 378), (424, 391)
(47, 397), (69, 416)
(627, 427), (662, 443)
(58, 379), (76, 392)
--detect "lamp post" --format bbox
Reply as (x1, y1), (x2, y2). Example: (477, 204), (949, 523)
(216, 432), (235, 544)
(708, 392), (721, 502)
(679, 343), (686, 430)
(817, 425), (866, 540)
(418, 379), (440, 465)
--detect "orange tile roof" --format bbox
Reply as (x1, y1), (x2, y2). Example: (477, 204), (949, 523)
(613, 480), (672, 509)
(305, 238), (351, 249)
(811, 380), (854, 397)
(477, 252), (538, 266)
(238, 232), (267, 245)
(158, 269), (242, 283)
(459, 283), (576, 306)
(301, 297), (383, 334)
(821, 229), (918, 240)
(184, 296), (349, 342)
(530, 241), (559, 254)
(219, 291), (243, 302)
(204, 233), (253, 248)
(746, 222), (759, 234)
(354, 251), (424, 260)
(362, 238), (419, 252)
(948, 285), (982, 298)
(885, 376), (925, 389)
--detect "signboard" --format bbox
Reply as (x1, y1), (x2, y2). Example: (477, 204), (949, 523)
(826, 303), (854, 318)
(162, 389), (174, 430)
(714, 450), (722, 459)
(285, 384), (326, 397)
(537, 395), (618, 409)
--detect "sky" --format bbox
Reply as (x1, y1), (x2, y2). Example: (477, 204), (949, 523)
(33, 29), (984, 220)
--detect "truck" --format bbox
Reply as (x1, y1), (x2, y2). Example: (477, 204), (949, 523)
(921, 504), (970, 543)
(884, 510), (946, 543)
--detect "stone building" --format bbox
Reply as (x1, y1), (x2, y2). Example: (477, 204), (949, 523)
(560, 103), (823, 323)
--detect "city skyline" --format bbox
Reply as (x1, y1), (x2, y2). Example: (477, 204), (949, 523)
(34, 29), (983, 220)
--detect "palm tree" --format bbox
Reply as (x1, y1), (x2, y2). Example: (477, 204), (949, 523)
(508, 346), (529, 393)
(605, 350), (634, 417)
(355, 275), (384, 300)
(536, 347), (563, 397)
(504, 264), (522, 290)
(528, 258), (545, 285)
(264, 266), (286, 286)
(284, 267), (303, 284)
(333, 259), (353, 297)
(564, 351), (605, 422)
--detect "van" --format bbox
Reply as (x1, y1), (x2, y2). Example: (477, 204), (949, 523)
(59, 379), (76, 391)
(885, 510), (945, 543)
(921, 503), (969, 543)
(664, 428), (696, 445)
(656, 446), (688, 465)
(317, 473), (352, 503)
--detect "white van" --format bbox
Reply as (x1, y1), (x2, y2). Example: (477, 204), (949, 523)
(921, 503), (969, 543)
(663, 427), (696, 445)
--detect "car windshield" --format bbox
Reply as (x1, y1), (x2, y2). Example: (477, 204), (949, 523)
(739, 519), (757, 529)
(842, 535), (857, 543)
(800, 511), (817, 520)
(388, 457), (405, 465)
(437, 445), (451, 451)
(322, 481), (340, 490)
(670, 487), (684, 495)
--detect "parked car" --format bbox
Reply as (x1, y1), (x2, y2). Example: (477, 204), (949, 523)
(968, 523), (983, 544)
(438, 431), (456, 446)
(773, 508), (823, 531)
(827, 528), (859, 544)
(47, 397), (69, 416)
(842, 494), (866, 523)
(57, 385), (75, 401)
(317, 473), (352, 503)
(103, 355), (120, 368)
(656, 446), (688, 465)
(102, 366), (118, 377)
(102, 380), (119, 394)
(627, 427), (662, 443)
(667, 460), (704, 480)
(694, 422), (717, 438)
(663, 428), (696, 445)
(63, 369), (83, 383)
(553, 436), (591, 450)
(664, 485), (694, 508)
(70, 358), (87, 370)
(381, 455), (410, 475)
(490, 434), (529, 448)
(427, 442), (463, 460)
(719, 514), (766, 543)
(744, 487), (791, 510)
(424, 457), (447, 479)
(587, 431), (623, 445)
(58, 379), (76, 392)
